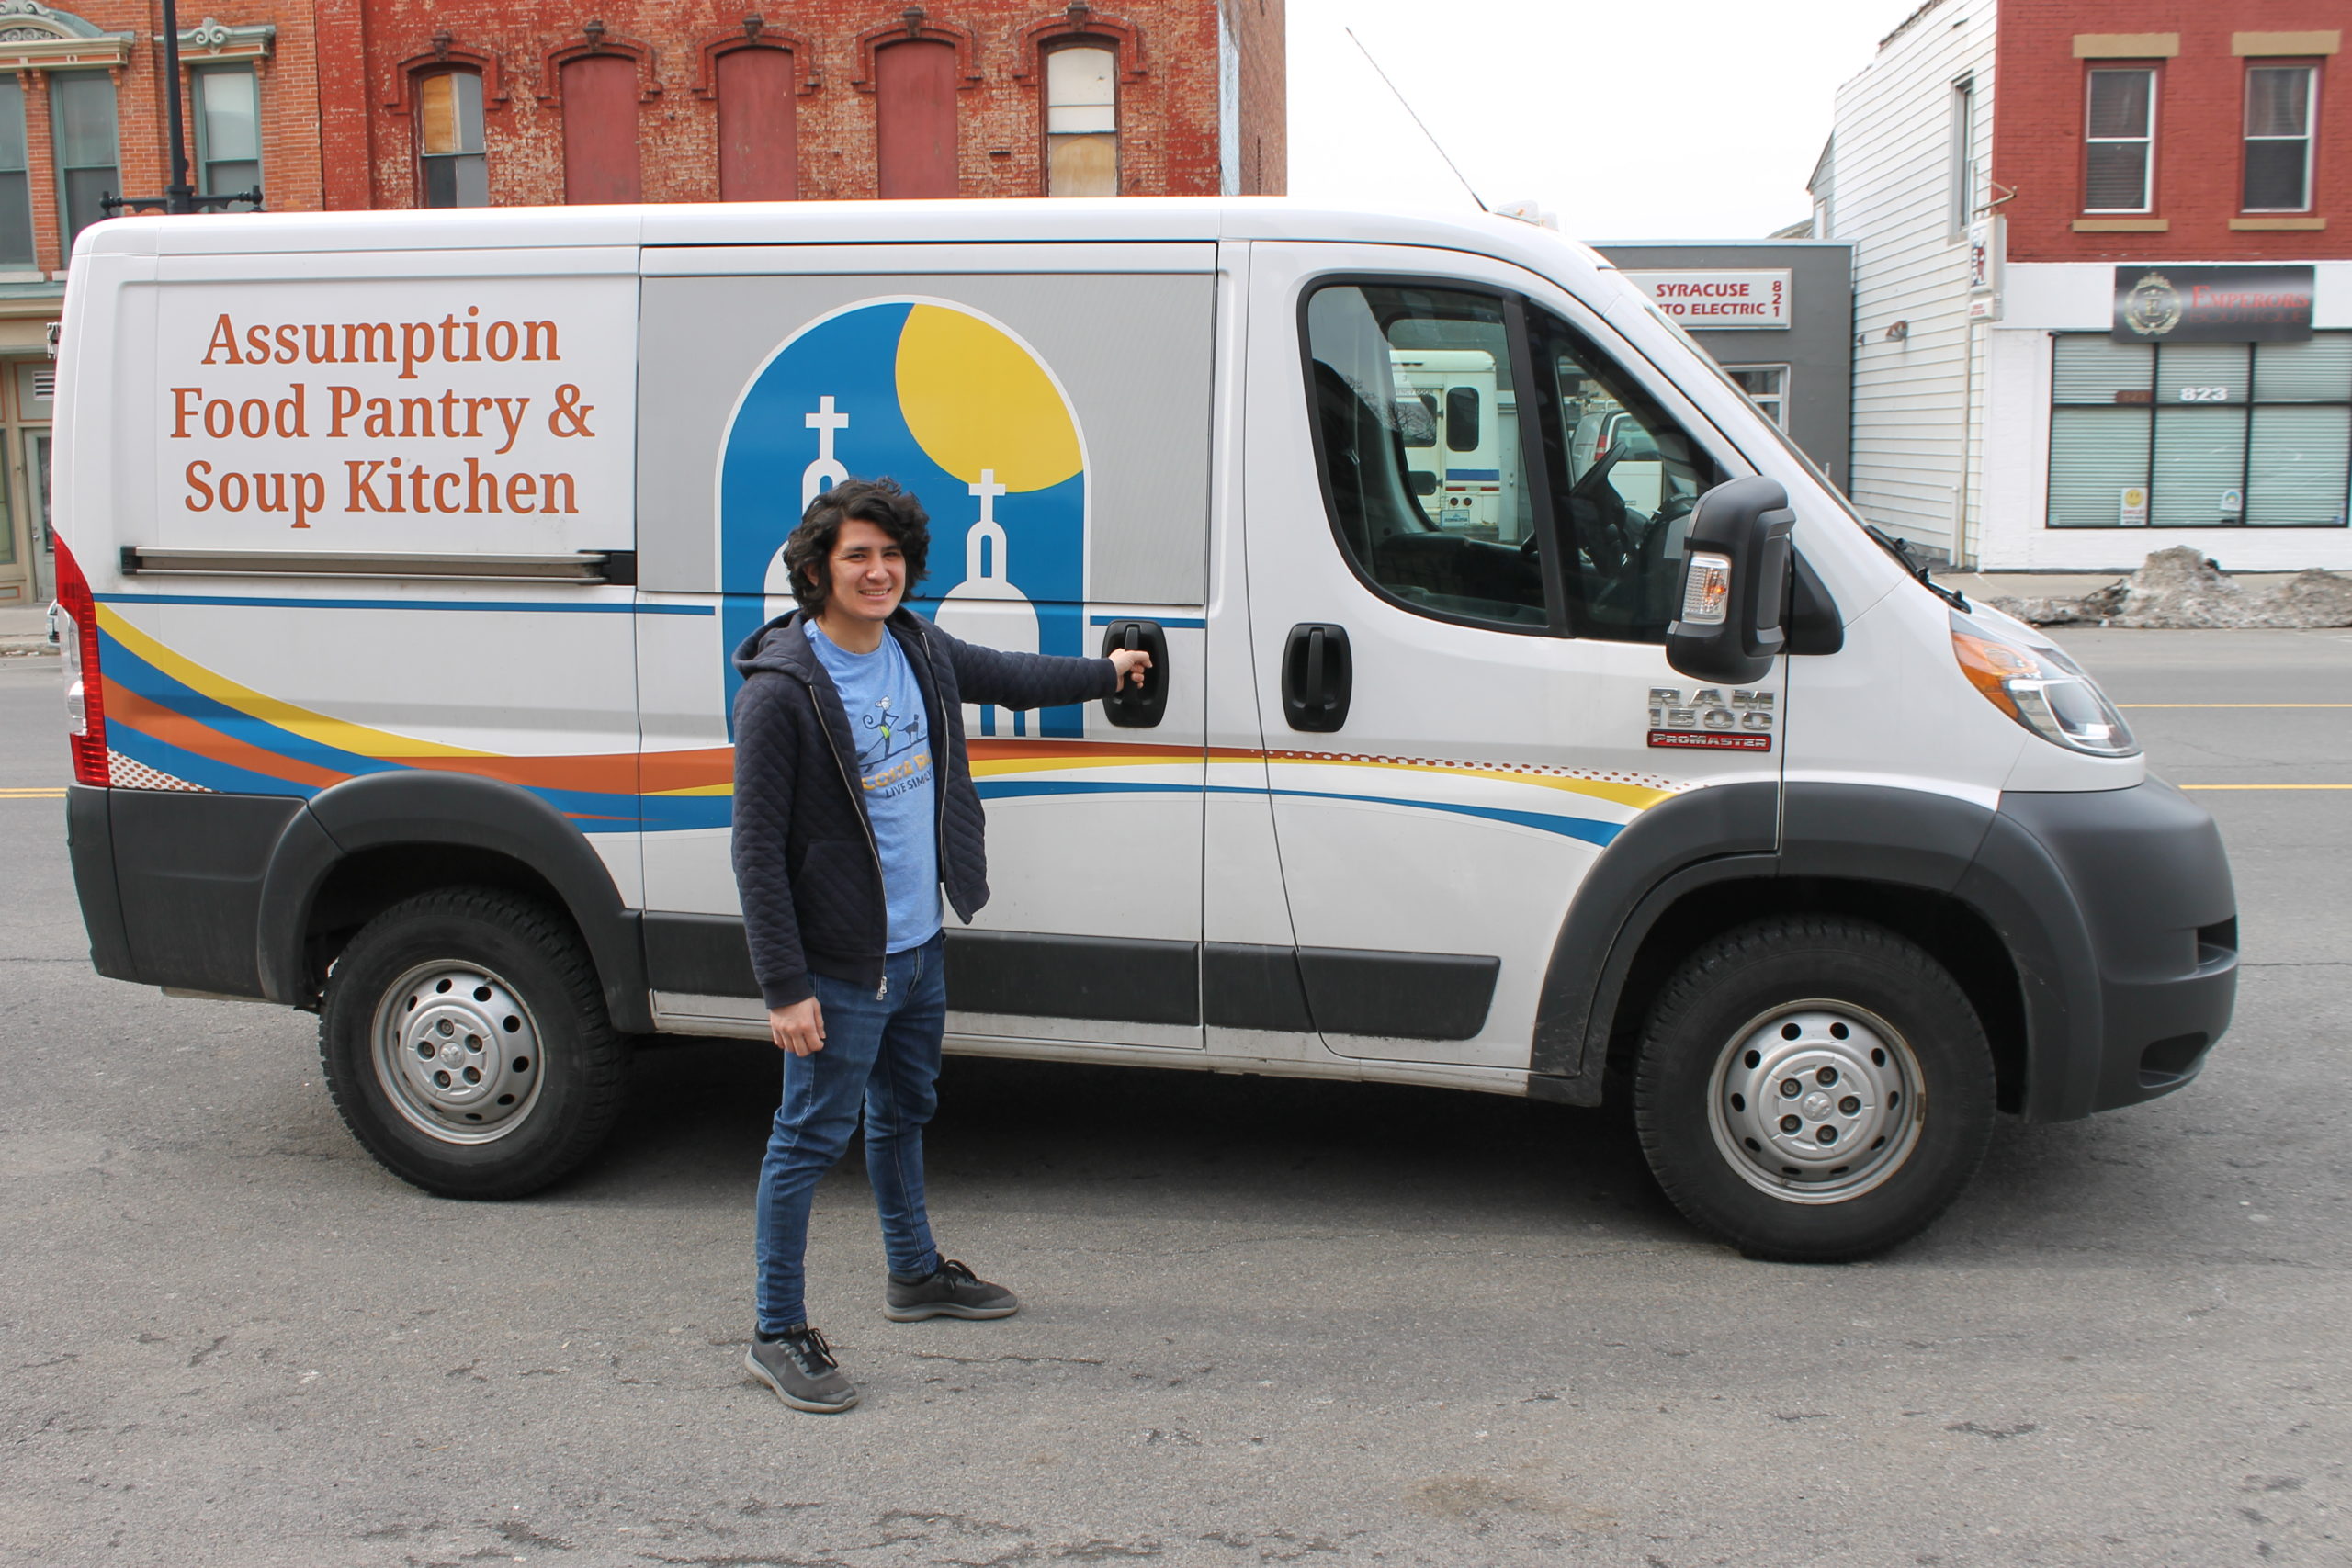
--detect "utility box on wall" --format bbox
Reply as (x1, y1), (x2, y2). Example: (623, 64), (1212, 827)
(1593, 242), (1854, 491)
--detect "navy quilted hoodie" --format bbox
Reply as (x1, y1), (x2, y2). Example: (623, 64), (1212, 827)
(730, 607), (1119, 1009)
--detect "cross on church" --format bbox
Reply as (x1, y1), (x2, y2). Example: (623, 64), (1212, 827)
(805, 396), (850, 446)
(968, 468), (1007, 525)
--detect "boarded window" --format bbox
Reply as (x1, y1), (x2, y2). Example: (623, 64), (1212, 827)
(416, 72), (487, 208)
(1046, 45), (1117, 197)
(562, 53), (641, 205)
(876, 39), (956, 199)
(718, 47), (797, 201)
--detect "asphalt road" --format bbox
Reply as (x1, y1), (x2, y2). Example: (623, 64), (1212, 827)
(3, 629), (2347, 1568)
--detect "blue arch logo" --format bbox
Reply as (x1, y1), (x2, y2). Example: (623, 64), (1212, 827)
(717, 298), (1089, 737)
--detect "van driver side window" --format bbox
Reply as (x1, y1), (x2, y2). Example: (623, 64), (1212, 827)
(1304, 282), (1550, 632)
(1528, 307), (1720, 643)
(1303, 282), (1719, 641)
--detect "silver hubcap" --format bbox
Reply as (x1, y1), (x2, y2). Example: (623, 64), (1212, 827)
(1707, 1000), (1924, 1203)
(371, 963), (544, 1145)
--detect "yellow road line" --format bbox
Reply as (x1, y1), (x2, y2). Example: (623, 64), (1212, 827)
(2119, 703), (2352, 708)
(2180, 784), (2352, 790)
(0, 787), (65, 797)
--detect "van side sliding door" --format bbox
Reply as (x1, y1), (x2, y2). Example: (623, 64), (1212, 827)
(632, 244), (1216, 1053)
(1238, 243), (1785, 1073)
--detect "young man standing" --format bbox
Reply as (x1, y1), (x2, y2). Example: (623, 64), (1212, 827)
(730, 478), (1150, 1414)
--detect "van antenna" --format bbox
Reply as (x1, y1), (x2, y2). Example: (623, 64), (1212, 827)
(1344, 27), (1488, 214)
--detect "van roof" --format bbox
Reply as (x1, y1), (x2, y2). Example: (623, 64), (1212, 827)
(74, 195), (1616, 286)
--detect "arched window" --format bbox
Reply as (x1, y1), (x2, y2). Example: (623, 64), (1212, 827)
(561, 53), (641, 204)
(717, 46), (797, 200)
(415, 72), (486, 207)
(876, 39), (956, 198)
(1045, 44), (1117, 197)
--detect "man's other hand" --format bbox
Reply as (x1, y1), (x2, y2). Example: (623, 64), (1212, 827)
(1108, 648), (1153, 689)
(770, 997), (826, 1055)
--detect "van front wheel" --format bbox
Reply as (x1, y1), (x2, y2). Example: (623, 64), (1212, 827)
(319, 887), (629, 1200)
(1633, 917), (1995, 1261)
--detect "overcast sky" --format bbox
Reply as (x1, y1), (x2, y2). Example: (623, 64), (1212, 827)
(1285, 0), (1925, 241)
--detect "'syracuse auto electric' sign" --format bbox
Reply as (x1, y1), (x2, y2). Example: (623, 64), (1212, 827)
(2112, 265), (2314, 344)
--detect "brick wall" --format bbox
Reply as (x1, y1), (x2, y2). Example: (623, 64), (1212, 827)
(1995, 1), (2347, 262)
(16, 3), (322, 273)
(320, 0), (1276, 209)
(1219, 0), (1285, 196)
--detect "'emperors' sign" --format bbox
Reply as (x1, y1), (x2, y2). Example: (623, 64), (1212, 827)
(2113, 265), (2314, 344)
(152, 275), (635, 555)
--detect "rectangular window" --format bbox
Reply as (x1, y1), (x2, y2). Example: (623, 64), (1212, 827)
(2048, 333), (2351, 528)
(717, 46), (797, 201)
(192, 66), (260, 209)
(1046, 45), (1118, 197)
(2085, 68), (2154, 212)
(1950, 76), (1975, 236)
(50, 72), (118, 257)
(2244, 65), (2315, 211)
(0, 78), (31, 266)
(417, 72), (488, 208)
(1725, 366), (1789, 429)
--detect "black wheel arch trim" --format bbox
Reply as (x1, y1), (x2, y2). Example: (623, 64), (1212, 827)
(257, 772), (652, 1032)
(1532, 778), (2229, 1125)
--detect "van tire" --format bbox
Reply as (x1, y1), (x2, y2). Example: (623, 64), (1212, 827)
(1632, 916), (1994, 1262)
(318, 886), (628, 1200)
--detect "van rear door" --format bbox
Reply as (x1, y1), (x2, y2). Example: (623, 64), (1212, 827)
(1240, 242), (1784, 1071)
(632, 243), (1218, 1050)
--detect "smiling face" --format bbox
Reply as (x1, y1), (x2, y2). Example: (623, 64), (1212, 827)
(811, 517), (909, 626)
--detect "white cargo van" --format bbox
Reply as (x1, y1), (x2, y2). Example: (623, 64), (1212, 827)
(53, 199), (2235, 1259)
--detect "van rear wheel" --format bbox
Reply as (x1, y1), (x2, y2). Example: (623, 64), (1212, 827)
(1633, 917), (1995, 1262)
(319, 886), (629, 1200)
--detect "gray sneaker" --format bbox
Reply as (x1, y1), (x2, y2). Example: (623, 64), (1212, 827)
(885, 1258), (1022, 1322)
(744, 1325), (859, 1413)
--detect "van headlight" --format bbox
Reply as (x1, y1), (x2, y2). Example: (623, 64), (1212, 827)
(1950, 610), (2138, 758)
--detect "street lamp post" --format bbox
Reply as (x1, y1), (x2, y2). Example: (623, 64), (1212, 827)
(100, 0), (264, 217)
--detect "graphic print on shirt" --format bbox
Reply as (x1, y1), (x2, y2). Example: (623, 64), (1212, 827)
(715, 297), (1090, 739)
(857, 695), (933, 801)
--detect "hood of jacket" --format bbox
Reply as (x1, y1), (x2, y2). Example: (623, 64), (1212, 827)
(732, 606), (930, 682)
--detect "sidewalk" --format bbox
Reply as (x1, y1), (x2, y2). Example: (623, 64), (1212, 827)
(1936, 570), (2304, 601)
(0, 604), (55, 656)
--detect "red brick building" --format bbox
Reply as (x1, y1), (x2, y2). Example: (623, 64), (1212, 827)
(1820, 0), (2350, 572)
(1993, 4), (2345, 265)
(0, 0), (1283, 607)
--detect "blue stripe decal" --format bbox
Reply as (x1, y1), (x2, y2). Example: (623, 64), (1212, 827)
(1086, 615), (1208, 629)
(97, 592), (711, 615)
(1444, 468), (1502, 482)
(976, 779), (1623, 846)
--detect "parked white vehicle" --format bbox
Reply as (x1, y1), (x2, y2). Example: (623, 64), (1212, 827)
(52, 198), (2234, 1258)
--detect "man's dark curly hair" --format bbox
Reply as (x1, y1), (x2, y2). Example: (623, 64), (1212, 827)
(780, 477), (932, 615)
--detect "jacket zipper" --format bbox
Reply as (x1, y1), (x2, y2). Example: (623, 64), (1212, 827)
(919, 626), (950, 905)
(806, 672), (893, 999)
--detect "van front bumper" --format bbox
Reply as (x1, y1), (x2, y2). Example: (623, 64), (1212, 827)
(1963, 779), (2237, 1122)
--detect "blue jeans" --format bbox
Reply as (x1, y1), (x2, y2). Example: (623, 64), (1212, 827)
(754, 932), (946, 1334)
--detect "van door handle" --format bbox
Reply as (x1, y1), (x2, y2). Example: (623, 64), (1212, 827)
(1099, 619), (1170, 728)
(1282, 623), (1351, 733)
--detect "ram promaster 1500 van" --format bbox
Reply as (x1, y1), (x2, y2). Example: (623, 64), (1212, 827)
(52, 200), (2236, 1259)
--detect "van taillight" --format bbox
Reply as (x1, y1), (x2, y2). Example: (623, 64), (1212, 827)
(52, 536), (108, 787)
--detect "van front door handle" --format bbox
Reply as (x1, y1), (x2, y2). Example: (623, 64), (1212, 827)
(1282, 622), (1351, 733)
(1099, 619), (1170, 728)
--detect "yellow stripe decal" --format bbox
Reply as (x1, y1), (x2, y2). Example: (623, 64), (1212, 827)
(96, 605), (493, 760)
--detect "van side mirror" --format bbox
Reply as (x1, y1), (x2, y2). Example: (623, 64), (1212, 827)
(1665, 476), (1795, 685)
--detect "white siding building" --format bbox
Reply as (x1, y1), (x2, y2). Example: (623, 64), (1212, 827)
(1825, 0), (1995, 564)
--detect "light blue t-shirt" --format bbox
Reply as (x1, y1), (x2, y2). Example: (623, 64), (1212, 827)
(806, 623), (942, 953)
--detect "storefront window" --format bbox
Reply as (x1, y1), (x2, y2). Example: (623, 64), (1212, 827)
(2049, 333), (2352, 528)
